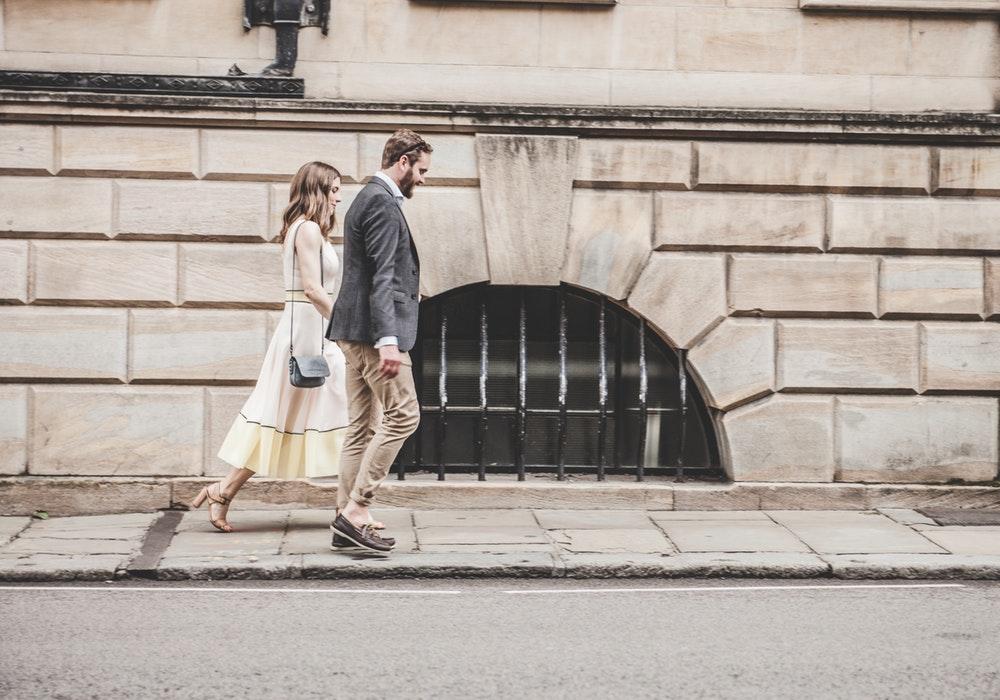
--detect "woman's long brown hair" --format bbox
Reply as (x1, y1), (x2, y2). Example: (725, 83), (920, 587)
(276, 161), (342, 243)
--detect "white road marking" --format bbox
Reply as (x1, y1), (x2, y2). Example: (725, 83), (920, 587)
(0, 586), (462, 595)
(504, 583), (967, 594)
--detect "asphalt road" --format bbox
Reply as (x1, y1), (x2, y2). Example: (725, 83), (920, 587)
(1, 579), (998, 699)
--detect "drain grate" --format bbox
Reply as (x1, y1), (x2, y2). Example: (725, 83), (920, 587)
(917, 509), (1000, 526)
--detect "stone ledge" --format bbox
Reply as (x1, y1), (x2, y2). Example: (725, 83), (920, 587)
(2, 476), (999, 516)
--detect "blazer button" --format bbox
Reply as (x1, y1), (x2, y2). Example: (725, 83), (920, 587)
(411, 269), (417, 275)
(410, 293), (416, 300)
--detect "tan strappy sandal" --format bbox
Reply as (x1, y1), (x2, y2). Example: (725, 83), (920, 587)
(191, 482), (234, 533)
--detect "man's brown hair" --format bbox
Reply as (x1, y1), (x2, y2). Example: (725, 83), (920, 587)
(381, 129), (433, 169)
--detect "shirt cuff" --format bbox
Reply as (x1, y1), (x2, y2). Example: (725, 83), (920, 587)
(374, 336), (398, 348)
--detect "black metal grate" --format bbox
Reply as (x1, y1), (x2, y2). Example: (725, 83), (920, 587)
(393, 284), (722, 481)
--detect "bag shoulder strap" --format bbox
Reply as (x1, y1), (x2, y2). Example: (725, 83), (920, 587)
(288, 219), (324, 356)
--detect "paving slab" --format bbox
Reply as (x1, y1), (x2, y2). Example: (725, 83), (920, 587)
(26, 513), (158, 530)
(3, 536), (138, 556)
(156, 554), (303, 580)
(0, 517), (31, 546)
(876, 508), (938, 526)
(657, 521), (811, 553)
(418, 544), (555, 553)
(768, 511), (945, 554)
(533, 509), (653, 530)
(823, 553), (1000, 580)
(0, 554), (125, 581)
(649, 511), (772, 522)
(917, 527), (1000, 555)
(413, 509), (538, 528)
(550, 528), (672, 554)
(415, 526), (546, 546)
(301, 551), (558, 578)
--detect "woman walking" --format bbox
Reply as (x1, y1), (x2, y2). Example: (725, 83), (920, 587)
(193, 161), (349, 532)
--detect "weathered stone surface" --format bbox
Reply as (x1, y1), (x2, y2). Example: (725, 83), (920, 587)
(404, 186), (489, 297)
(655, 192), (824, 251)
(4, 536), (138, 556)
(0, 477), (171, 516)
(575, 139), (690, 188)
(658, 520), (810, 553)
(31, 241), (178, 305)
(688, 318), (775, 409)
(836, 396), (999, 483)
(205, 387), (253, 477)
(938, 148), (1000, 195)
(534, 510), (654, 530)
(824, 553), (1000, 581)
(919, 527), (1000, 555)
(909, 17), (1000, 79)
(415, 527), (547, 546)
(202, 129), (359, 182)
(0, 177), (111, 236)
(754, 483), (869, 510)
(697, 142), (929, 194)
(413, 510), (537, 528)
(829, 197), (1000, 253)
(117, 181), (270, 240)
(988, 259), (1000, 319)
(302, 551), (557, 579)
(676, 8), (800, 73)
(729, 254), (878, 316)
(800, 14), (910, 76)
(879, 257), (984, 318)
(649, 511), (773, 522)
(563, 190), (652, 300)
(59, 126), (196, 178)
(721, 395), (836, 482)
(627, 252), (726, 348)
(551, 528), (672, 554)
(0, 387), (27, 476)
(30, 387), (204, 477)
(129, 309), (268, 383)
(0, 554), (127, 582)
(767, 510), (945, 554)
(610, 5), (678, 70)
(179, 243), (283, 306)
(921, 322), (1000, 392)
(871, 76), (998, 113)
(359, 133), (477, 184)
(476, 135), (577, 286)
(0, 307), (127, 381)
(0, 123), (53, 175)
(0, 240), (28, 303)
(0, 517), (30, 546)
(777, 320), (919, 391)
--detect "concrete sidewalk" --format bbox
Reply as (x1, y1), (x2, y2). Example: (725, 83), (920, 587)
(1, 507), (999, 581)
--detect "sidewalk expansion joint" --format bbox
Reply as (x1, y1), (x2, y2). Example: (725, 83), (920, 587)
(126, 511), (183, 579)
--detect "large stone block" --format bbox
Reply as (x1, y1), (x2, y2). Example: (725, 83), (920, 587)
(909, 18), (1000, 79)
(360, 133), (477, 185)
(30, 387), (204, 476)
(676, 8), (800, 73)
(871, 76), (998, 112)
(729, 254), (878, 316)
(688, 318), (775, 410)
(921, 322), (1000, 392)
(0, 307), (127, 381)
(777, 320), (919, 391)
(655, 192), (824, 251)
(404, 187), (489, 298)
(829, 197), (1000, 254)
(0, 123), (53, 175)
(988, 259), (1000, 319)
(539, 6), (613, 69)
(563, 190), (653, 300)
(800, 15), (909, 75)
(202, 129), (359, 183)
(206, 387), (253, 477)
(879, 257), (984, 318)
(575, 139), (689, 189)
(0, 177), (111, 236)
(0, 386), (27, 475)
(696, 142), (929, 194)
(836, 397), (998, 483)
(31, 241), (178, 305)
(179, 243), (283, 307)
(129, 309), (268, 383)
(477, 135), (577, 286)
(937, 148), (1000, 195)
(116, 181), (270, 240)
(611, 5), (678, 70)
(721, 395), (836, 482)
(0, 241), (28, 303)
(58, 126), (197, 178)
(627, 252), (726, 348)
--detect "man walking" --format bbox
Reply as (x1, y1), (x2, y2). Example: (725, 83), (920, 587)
(327, 129), (432, 552)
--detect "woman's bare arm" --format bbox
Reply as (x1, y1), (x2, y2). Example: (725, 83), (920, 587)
(293, 221), (334, 319)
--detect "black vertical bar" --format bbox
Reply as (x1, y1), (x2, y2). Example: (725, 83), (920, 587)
(636, 319), (648, 482)
(476, 290), (489, 481)
(556, 288), (568, 481)
(675, 347), (688, 482)
(436, 308), (448, 481)
(613, 314), (625, 469)
(596, 298), (608, 481)
(515, 289), (527, 482)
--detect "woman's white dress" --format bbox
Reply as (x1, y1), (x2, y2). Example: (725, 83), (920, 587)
(217, 218), (348, 478)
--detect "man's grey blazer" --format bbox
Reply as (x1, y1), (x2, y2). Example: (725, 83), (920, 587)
(327, 177), (421, 352)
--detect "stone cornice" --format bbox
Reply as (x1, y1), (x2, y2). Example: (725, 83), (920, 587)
(2, 90), (1000, 143)
(801, 0), (1000, 13)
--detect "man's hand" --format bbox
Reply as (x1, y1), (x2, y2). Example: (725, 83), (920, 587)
(378, 344), (402, 379)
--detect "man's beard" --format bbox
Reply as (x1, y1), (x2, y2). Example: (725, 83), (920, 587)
(399, 166), (416, 199)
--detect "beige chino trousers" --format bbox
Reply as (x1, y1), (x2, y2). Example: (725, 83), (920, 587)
(335, 340), (420, 510)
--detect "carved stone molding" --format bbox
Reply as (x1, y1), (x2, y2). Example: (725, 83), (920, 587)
(800, 0), (1000, 13)
(0, 71), (304, 99)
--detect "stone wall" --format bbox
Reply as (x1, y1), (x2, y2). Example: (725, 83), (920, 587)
(0, 0), (998, 111)
(1, 98), (998, 485)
